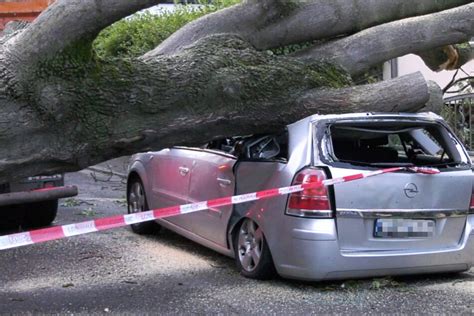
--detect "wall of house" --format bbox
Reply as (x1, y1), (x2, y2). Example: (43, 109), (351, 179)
(384, 52), (474, 94)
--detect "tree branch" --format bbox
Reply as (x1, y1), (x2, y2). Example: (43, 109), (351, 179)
(418, 44), (474, 72)
(145, 0), (471, 58)
(5, 0), (163, 68)
(297, 72), (442, 114)
(296, 3), (474, 76)
(444, 76), (474, 94)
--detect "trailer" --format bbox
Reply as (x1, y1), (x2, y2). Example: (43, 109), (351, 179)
(0, 175), (77, 229)
(0, 0), (54, 30)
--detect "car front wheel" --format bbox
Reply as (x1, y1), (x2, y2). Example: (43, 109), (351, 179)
(0, 204), (26, 230)
(233, 218), (276, 279)
(128, 179), (160, 235)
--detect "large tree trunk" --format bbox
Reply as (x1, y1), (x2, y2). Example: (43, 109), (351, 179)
(0, 0), (472, 182)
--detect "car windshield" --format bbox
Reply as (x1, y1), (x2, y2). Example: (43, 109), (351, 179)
(326, 120), (467, 168)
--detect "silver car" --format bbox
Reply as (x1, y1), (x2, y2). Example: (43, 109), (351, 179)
(127, 112), (474, 281)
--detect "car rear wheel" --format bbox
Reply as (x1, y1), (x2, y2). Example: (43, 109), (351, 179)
(128, 179), (160, 235)
(22, 200), (58, 229)
(233, 218), (276, 279)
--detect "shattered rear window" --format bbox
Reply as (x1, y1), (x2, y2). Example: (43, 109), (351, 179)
(327, 121), (465, 168)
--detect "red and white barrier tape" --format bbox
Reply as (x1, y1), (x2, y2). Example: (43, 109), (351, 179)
(0, 166), (439, 251)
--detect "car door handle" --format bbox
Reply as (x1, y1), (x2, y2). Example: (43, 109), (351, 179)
(217, 178), (232, 186)
(179, 166), (190, 176)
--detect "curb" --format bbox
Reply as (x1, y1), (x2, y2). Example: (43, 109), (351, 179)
(86, 166), (127, 179)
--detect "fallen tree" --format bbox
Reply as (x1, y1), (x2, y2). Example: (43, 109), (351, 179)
(0, 0), (472, 182)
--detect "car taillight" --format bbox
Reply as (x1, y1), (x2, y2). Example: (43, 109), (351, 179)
(286, 168), (333, 218)
(43, 182), (55, 188)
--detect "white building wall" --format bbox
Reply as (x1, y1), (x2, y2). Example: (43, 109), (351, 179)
(384, 53), (474, 93)
(400, 54), (473, 89)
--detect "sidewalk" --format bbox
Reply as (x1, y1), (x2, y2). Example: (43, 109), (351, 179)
(87, 156), (130, 179)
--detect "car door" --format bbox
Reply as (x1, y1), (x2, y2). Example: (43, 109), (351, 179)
(151, 148), (194, 231)
(186, 149), (236, 248)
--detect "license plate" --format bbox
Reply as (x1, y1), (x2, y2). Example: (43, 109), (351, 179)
(374, 219), (435, 238)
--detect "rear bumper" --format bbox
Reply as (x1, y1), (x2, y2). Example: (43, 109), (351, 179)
(273, 215), (474, 281)
(0, 186), (78, 207)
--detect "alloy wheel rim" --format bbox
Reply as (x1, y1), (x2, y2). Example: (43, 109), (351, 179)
(237, 219), (263, 272)
(128, 182), (145, 214)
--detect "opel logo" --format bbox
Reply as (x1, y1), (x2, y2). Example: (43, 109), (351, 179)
(404, 183), (419, 198)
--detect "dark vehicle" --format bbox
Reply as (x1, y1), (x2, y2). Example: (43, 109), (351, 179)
(0, 174), (77, 229)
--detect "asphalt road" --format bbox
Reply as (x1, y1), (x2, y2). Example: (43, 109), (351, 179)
(0, 167), (473, 314)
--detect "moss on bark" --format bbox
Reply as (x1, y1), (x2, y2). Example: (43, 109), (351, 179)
(16, 34), (351, 159)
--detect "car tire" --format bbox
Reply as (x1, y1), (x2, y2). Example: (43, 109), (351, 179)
(127, 179), (160, 235)
(0, 204), (25, 231)
(22, 200), (58, 229)
(233, 218), (276, 280)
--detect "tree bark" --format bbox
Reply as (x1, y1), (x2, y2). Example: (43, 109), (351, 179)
(0, 34), (436, 182)
(145, 0), (472, 57)
(418, 44), (474, 72)
(297, 73), (442, 114)
(5, 0), (163, 72)
(296, 3), (474, 76)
